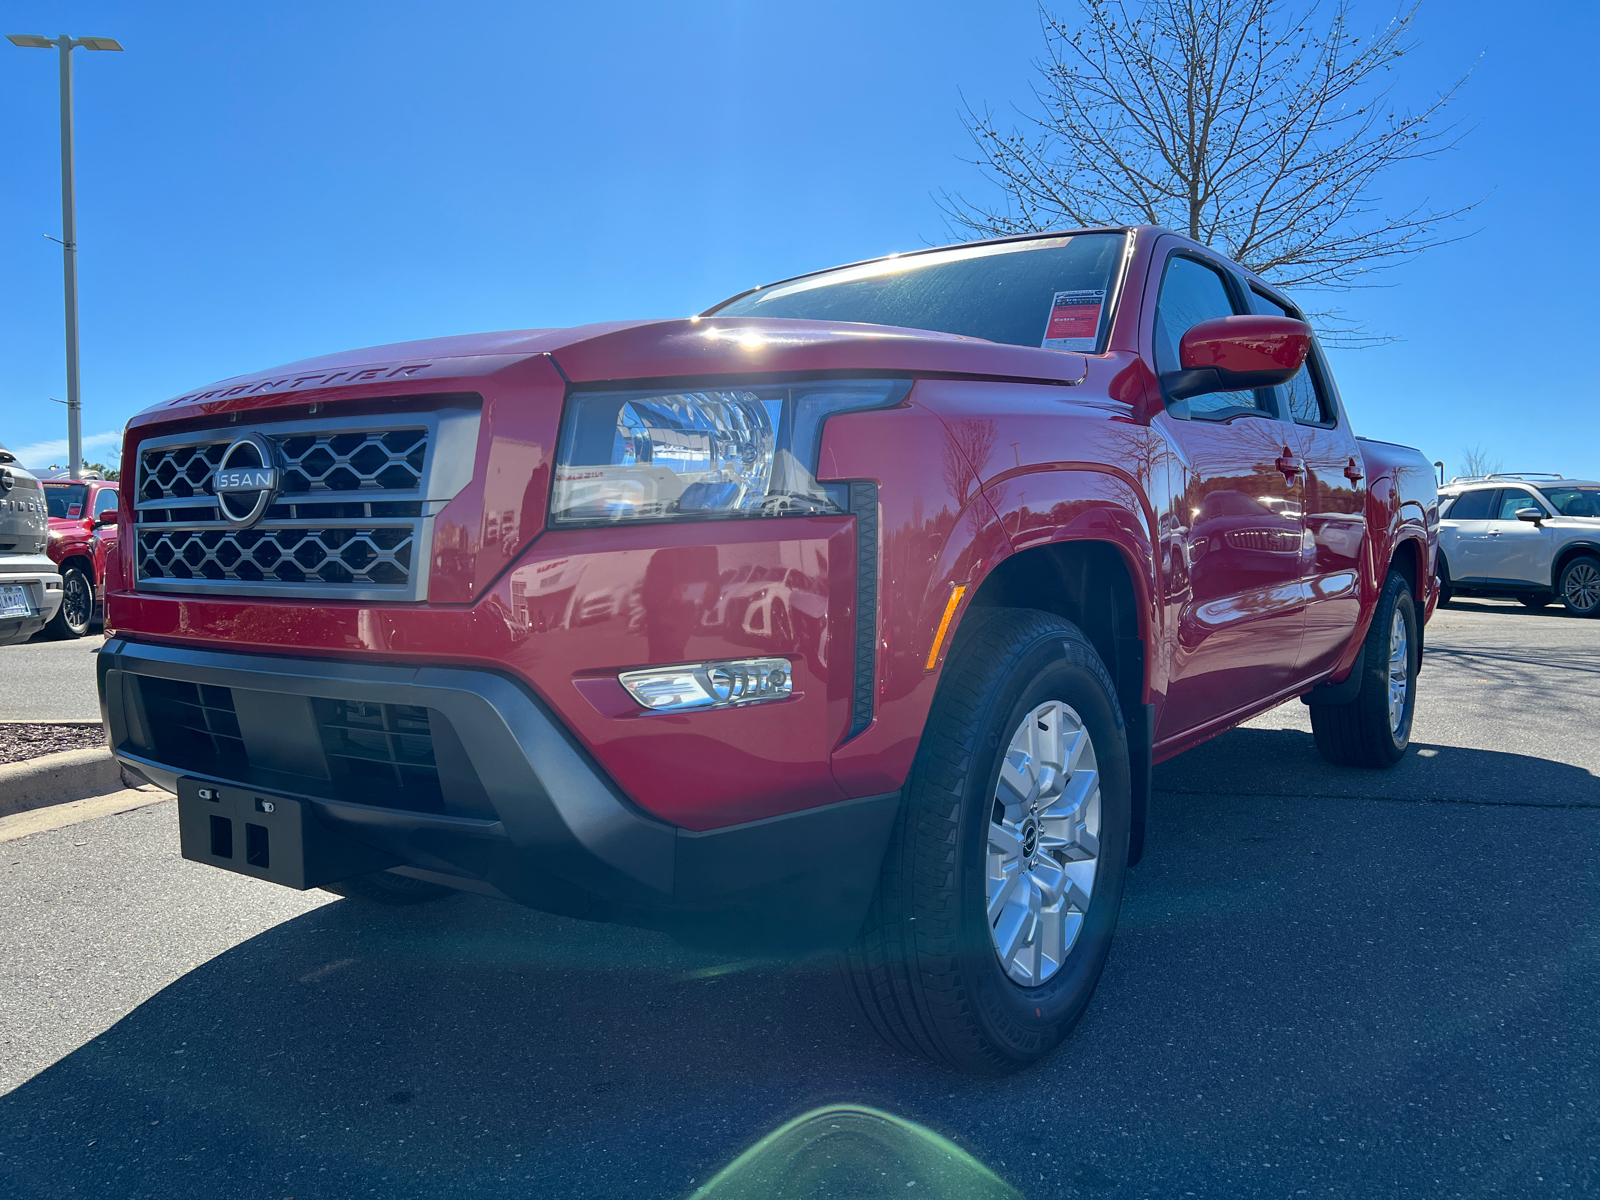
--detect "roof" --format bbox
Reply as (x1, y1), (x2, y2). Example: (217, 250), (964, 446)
(1443, 476), (1598, 491)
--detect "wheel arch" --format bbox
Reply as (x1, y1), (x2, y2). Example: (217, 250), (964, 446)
(1552, 541), (1600, 589)
(965, 539), (1147, 715)
(58, 552), (96, 581)
(1389, 533), (1423, 600)
(962, 536), (1154, 866)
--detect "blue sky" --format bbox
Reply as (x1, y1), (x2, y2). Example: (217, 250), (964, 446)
(2, 0), (1595, 479)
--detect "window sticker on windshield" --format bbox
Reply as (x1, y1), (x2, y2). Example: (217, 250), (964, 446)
(1041, 289), (1106, 351)
(67, 505), (82, 518)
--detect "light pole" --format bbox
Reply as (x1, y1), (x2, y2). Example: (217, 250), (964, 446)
(7, 32), (123, 481)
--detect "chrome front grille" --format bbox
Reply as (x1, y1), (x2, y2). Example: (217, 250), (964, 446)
(134, 406), (480, 601)
(139, 428), (428, 506)
(137, 524), (418, 588)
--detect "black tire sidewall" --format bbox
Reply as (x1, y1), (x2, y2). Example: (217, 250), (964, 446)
(951, 630), (1131, 1063)
(48, 567), (92, 638)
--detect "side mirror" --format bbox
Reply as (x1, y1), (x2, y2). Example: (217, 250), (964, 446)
(96, 510), (119, 527)
(1164, 315), (1312, 401)
(1515, 508), (1545, 525)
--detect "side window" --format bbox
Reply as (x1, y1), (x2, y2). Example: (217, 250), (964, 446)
(93, 489), (119, 517)
(1154, 255), (1268, 418)
(1494, 488), (1542, 520)
(1445, 489), (1495, 520)
(1251, 289), (1335, 425)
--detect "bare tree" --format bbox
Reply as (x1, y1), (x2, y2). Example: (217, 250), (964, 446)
(1457, 444), (1501, 479)
(941, 417), (1001, 508)
(947, 0), (1475, 322)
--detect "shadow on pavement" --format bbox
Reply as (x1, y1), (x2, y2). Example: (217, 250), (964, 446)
(5, 734), (1600, 1199)
(0, 893), (948, 1199)
(1155, 725), (1600, 806)
(1437, 598), (1584, 619)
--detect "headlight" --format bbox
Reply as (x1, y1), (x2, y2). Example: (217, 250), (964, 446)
(551, 378), (905, 525)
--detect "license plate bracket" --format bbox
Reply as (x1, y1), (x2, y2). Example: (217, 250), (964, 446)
(0, 585), (31, 618)
(177, 778), (398, 889)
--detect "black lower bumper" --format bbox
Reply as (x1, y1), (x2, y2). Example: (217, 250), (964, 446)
(98, 638), (899, 949)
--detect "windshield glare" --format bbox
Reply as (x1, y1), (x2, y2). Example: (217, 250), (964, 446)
(711, 232), (1128, 352)
(1539, 486), (1600, 516)
(44, 483), (89, 518)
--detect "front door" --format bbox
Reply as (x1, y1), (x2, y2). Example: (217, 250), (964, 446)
(1148, 248), (1308, 741)
(1481, 485), (1558, 585)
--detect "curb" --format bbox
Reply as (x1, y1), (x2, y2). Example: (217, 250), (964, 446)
(0, 718), (104, 726)
(0, 786), (170, 844)
(0, 747), (134, 817)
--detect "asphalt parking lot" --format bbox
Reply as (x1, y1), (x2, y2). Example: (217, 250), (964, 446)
(0, 634), (106, 721)
(1, 600), (1596, 1199)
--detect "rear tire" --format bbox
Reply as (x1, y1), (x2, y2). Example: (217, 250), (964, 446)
(1516, 593), (1550, 609)
(42, 566), (92, 640)
(323, 870), (454, 905)
(1558, 555), (1600, 617)
(838, 607), (1130, 1076)
(1310, 571), (1418, 768)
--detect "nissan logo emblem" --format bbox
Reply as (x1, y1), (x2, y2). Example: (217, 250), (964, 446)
(213, 433), (281, 528)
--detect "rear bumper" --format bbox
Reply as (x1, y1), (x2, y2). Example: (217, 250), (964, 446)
(97, 637), (897, 949)
(0, 563), (63, 646)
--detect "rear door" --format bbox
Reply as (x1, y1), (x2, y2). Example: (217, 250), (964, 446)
(1147, 245), (1308, 740)
(1482, 485), (1557, 585)
(1442, 487), (1499, 579)
(1250, 289), (1366, 677)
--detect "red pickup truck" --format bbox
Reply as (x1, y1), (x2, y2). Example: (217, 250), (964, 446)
(42, 478), (120, 639)
(100, 226), (1436, 1074)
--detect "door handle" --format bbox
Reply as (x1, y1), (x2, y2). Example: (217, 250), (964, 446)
(1275, 451), (1304, 478)
(1344, 457), (1363, 484)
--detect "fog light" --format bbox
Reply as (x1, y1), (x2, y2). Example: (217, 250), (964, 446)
(618, 657), (792, 712)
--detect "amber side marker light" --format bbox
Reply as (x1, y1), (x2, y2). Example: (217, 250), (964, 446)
(925, 584), (967, 671)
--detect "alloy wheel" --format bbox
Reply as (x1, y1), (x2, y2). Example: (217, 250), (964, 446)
(986, 700), (1101, 987)
(63, 571), (92, 634)
(1387, 605), (1409, 735)
(1565, 561), (1600, 613)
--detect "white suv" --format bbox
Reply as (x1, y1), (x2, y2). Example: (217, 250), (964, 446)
(0, 442), (66, 645)
(1437, 474), (1600, 616)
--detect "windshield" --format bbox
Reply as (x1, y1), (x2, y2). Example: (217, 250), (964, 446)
(43, 482), (89, 519)
(1539, 485), (1600, 516)
(710, 232), (1128, 351)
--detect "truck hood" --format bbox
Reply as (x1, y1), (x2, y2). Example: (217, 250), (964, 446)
(133, 317), (1088, 429)
(123, 318), (1091, 606)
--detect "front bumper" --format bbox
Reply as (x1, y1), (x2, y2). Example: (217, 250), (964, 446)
(98, 638), (898, 949)
(0, 563), (63, 647)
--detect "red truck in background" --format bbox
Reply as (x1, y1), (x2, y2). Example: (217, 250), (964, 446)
(42, 478), (120, 639)
(98, 225), (1437, 1074)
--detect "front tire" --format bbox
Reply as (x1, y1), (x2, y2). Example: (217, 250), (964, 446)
(839, 608), (1130, 1075)
(1310, 571), (1418, 767)
(43, 566), (93, 640)
(1558, 555), (1600, 617)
